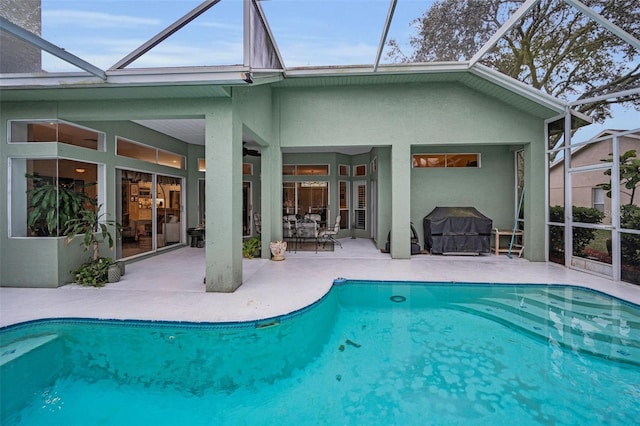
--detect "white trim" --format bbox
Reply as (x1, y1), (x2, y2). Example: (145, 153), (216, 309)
(470, 64), (565, 113)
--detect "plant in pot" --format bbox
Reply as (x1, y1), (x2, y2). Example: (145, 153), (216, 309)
(64, 204), (122, 286)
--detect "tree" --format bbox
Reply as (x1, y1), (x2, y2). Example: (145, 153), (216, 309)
(387, 0), (640, 121)
(598, 149), (640, 205)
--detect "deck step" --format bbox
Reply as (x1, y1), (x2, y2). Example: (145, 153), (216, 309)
(0, 334), (59, 366)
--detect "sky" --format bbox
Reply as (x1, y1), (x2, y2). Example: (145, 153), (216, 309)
(38, 0), (430, 70)
(15, 0), (640, 136)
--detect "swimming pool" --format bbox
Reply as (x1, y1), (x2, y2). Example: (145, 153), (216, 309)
(1, 280), (639, 425)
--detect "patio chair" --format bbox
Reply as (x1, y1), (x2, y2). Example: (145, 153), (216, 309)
(319, 215), (342, 248)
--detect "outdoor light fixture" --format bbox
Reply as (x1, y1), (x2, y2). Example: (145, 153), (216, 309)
(242, 72), (253, 84)
(75, 168), (86, 173)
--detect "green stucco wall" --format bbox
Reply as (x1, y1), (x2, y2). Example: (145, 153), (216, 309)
(1, 77), (549, 288)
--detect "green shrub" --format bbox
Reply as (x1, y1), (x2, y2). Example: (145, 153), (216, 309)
(242, 236), (261, 259)
(73, 257), (114, 287)
(621, 204), (640, 267)
(549, 206), (605, 256)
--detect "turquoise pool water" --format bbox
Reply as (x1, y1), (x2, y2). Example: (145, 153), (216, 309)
(1, 281), (639, 425)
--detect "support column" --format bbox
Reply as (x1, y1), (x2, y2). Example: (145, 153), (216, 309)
(204, 106), (243, 292)
(391, 144), (411, 259)
(259, 142), (281, 257)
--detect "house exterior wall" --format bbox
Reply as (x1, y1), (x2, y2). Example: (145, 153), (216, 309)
(0, 102), (192, 287)
(1, 78), (550, 288)
(274, 82), (544, 259)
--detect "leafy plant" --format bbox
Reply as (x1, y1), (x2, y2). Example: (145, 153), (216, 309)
(598, 150), (640, 205)
(242, 236), (261, 259)
(64, 205), (122, 287)
(64, 204), (122, 262)
(72, 257), (113, 287)
(26, 174), (95, 236)
(621, 204), (640, 268)
(549, 206), (605, 256)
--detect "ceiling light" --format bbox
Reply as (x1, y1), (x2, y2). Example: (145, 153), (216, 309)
(75, 168), (86, 173)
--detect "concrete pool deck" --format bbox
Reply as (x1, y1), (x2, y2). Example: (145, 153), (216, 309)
(1, 238), (639, 328)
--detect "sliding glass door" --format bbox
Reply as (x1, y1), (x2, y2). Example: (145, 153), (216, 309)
(116, 169), (183, 259)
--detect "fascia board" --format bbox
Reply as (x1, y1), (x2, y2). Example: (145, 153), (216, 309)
(285, 62), (470, 77)
(470, 64), (565, 113)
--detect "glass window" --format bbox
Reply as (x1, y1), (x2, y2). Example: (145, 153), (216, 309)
(117, 138), (156, 163)
(412, 153), (480, 168)
(339, 164), (350, 176)
(593, 188), (605, 212)
(11, 158), (98, 237)
(282, 182), (328, 221)
(9, 120), (104, 150)
(353, 181), (366, 229)
(158, 149), (186, 170)
(354, 165), (366, 176)
(117, 137), (185, 169)
(282, 164), (329, 175)
(339, 180), (349, 230)
(571, 169), (610, 225)
(243, 163), (253, 175)
(198, 158), (206, 172)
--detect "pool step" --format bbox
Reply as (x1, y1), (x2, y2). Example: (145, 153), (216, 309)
(0, 334), (59, 366)
(452, 296), (640, 366)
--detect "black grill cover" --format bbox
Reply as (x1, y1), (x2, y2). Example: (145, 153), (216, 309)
(423, 207), (492, 254)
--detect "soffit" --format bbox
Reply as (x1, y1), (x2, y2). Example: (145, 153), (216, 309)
(272, 69), (561, 119)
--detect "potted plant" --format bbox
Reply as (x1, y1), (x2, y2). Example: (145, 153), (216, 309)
(64, 204), (122, 286)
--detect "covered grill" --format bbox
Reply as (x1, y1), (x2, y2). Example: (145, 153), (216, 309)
(423, 207), (492, 254)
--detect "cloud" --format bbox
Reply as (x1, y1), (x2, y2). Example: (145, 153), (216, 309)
(43, 10), (160, 29)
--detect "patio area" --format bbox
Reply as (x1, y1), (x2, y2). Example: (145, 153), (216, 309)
(1, 237), (639, 328)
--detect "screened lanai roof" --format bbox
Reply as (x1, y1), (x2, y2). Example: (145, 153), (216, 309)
(1, 0), (639, 139)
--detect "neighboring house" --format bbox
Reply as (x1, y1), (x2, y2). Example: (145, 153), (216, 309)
(549, 131), (640, 224)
